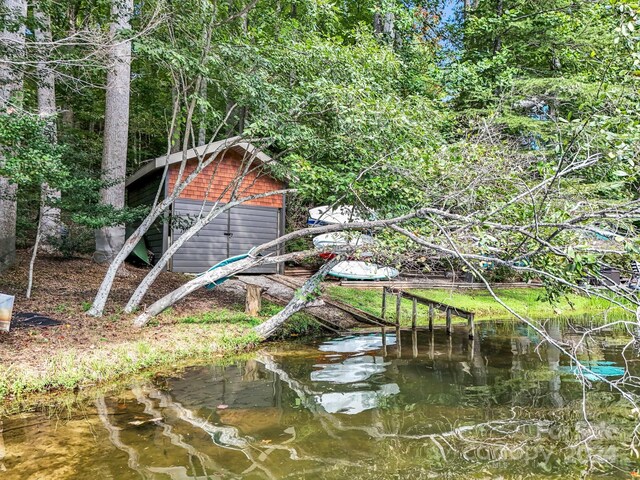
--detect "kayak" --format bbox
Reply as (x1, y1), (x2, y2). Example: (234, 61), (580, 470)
(307, 205), (365, 226)
(312, 232), (374, 251)
(198, 252), (252, 289)
(328, 261), (399, 280)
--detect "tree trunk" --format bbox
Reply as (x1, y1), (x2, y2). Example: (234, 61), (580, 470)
(133, 256), (266, 327)
(170, 84), (182, 153)
(493, 0), (504, 54)
(35, 6), (62, 251)
(0, 0), (26, 271)
(26, 214), (43, 299)
(245, 284), (263, 316)
(94, 0), (133, 264)
(197, 77), (207, 146)
(254, 257), (341, 339)
(130, 211), (423, 325)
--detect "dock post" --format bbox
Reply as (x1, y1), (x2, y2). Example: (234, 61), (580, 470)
(446, 308), (452, 336)
(411, 297), (417, 330)
(381, 287), (387, 319)
(468, 313), (475, 339)
(428, 304), (434, 331)
(396, 324), (402, 359)
(395, 292), (402, 328)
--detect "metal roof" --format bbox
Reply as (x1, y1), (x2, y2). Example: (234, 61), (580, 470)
(126, 136), (273, 187)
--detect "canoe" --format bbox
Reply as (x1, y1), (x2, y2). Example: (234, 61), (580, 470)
(328, 261), (399, 281)
(307, 205), (365, 226)
(312, 233), (374, 251)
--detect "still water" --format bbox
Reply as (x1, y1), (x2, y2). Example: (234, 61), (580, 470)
(2, 322), (639, 479)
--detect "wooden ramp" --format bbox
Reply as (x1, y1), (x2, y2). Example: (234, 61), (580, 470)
(269, 275), (394, 328)
(240, 276), (387, 333)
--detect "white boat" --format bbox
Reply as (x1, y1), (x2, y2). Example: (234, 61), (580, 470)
(307, 205), (365, 226)
(312, 232), (374, 251)
(328, 261), (399, 281)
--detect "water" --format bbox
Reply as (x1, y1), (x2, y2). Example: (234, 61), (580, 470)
(1, 322), (639, 479)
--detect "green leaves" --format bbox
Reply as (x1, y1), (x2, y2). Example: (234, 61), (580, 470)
(0, 111), (66, 188)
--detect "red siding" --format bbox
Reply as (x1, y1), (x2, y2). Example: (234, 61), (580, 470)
(167, 150), (284, 208)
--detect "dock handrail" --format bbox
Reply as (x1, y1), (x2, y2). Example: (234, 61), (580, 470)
(382, 287), (475, 338)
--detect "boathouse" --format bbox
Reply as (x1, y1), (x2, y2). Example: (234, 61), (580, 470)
(126, 138), (285, 274)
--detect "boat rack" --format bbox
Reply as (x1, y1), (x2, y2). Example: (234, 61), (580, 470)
(382, 287), (475, 339)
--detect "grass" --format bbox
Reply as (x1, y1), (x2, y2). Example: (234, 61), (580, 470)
(327, 286), (629, 325)
(0, 300), (323, 409)
(178, 300), (323, 338)
(0, 323), (262, 405)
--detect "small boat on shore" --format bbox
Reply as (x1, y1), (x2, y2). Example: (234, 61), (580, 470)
(328, 261), (399, 281)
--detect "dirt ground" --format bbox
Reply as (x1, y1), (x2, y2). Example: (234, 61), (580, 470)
(0, 251), (243, 372)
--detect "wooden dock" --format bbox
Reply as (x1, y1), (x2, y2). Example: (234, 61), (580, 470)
(382, 286), (475, 338)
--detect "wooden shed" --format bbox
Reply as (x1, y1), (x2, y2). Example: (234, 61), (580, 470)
(126, 138), (285, 274)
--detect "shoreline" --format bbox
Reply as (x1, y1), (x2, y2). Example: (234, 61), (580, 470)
(0, 253), (630, 412)
(0, 322), (260, 412)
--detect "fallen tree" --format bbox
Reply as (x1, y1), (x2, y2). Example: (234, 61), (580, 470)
(254, 255), (343, 339)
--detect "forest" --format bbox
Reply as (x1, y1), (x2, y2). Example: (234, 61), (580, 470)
(1, 0), (638, 319)
(1, 0), (640, 477)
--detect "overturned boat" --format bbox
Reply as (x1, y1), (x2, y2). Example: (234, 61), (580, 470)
(328, 261), (399, 281)
(307, 205), (365, 226)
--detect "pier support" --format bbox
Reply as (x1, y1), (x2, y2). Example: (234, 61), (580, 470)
(468, 313), (475, 339)
(446, 308), (452, 336)
(381, 287), (388, 320)
(411, 297), (417, 329)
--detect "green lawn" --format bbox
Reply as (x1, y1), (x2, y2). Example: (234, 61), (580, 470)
(327, 286), (628, 326)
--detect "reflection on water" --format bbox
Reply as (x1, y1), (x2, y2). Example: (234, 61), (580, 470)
(311, 335), (399, 414)
(1, 322), (638, 479)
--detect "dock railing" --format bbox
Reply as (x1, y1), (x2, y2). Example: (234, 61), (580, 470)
(381, 287), (475, 338)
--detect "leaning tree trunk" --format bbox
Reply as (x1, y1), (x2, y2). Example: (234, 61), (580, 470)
(94, 0), (133, 264)
(130, 210), (424, 326)
(254, 256), (341, 339)
(87, 137), (245, 317)
(0, 0), (26, 271)
(35, 6), (62, 250)
(124, 188), (290, 313)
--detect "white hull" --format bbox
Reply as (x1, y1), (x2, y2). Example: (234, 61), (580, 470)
(313, 233), (374, 251)
(308, 205), (364, 225)
(328, 261), (399, 280)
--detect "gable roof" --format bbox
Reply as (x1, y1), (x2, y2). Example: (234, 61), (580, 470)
(126, 136), (272, 187)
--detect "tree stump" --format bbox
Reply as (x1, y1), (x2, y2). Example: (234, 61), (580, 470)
(245, 284), (264, 317)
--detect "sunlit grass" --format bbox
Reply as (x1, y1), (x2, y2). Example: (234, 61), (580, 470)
(327, 286), (629, 325)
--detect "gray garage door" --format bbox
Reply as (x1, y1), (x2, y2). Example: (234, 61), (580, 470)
(171, 199), (281, 274)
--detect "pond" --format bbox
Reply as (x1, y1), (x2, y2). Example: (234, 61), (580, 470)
(1, 322), (639, 479)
